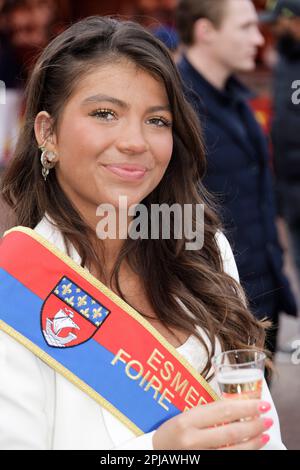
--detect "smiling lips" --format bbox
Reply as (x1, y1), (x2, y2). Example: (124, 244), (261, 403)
(102, 164), (148, 181)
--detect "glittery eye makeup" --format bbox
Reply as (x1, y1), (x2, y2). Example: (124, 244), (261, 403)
(89, 108), (117, 121)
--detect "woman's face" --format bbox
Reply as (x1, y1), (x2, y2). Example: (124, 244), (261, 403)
(37, 60), (173, 224)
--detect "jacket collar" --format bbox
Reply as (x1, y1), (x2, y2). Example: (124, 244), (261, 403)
(178, 55), (265, 163)
(179, 55), (253, 106)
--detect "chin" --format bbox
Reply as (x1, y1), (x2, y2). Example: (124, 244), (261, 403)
(99, 194), (144, 210)
(237, 59), (256, 72)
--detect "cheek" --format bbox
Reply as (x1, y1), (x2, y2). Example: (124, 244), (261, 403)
(69, 119), (97, 147)
(238, 31), (252, 49)
(222, 30), (243, 49)
(153, 134), (173, 169)
(57, 119), (87, 158)
(57, 118), (109, 167)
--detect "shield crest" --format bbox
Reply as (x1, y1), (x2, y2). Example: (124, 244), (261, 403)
(41, 276), (110, 348)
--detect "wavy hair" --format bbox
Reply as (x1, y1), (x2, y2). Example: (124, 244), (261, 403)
(1, 16), (270, 379)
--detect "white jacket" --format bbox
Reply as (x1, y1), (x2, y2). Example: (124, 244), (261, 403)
(0, 216), (286, 450)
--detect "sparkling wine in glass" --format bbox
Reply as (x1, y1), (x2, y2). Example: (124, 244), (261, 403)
(212, 349), (266, 400)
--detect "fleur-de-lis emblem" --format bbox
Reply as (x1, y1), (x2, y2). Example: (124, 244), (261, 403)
(92, 307), (103, 319)
(80, 308), (90, 318)
(48, 276), (111, 349)
(62, 283), (72, 295)
(77, 295), (87, 307)
(65, 295), (75, 307)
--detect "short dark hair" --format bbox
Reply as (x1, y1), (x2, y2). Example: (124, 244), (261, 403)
(176, 0), (229, 45)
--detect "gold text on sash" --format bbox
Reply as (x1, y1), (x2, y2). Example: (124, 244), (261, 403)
(111, 347), (208, 412)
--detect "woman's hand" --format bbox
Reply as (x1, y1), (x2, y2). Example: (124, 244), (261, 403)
(152, 400), (273, 450)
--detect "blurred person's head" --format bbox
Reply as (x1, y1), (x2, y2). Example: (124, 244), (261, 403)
(176, 0), (264, 75)
(260, 0), (300, 42)
(280, 17), (300, 40)
(9, 4), (46, 47)
(260, 0), (300, 22)
(262, 1), (300, 62)
(28, 0), (56, 30)
(5, 0), (55, 48)
(151, 25), (181, 61)
(2, 0), (57, 75)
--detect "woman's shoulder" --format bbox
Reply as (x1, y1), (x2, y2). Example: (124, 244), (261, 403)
(214, 230), (240, 283)
(34, 214), (81, 263)
(34, 215), (65, 250)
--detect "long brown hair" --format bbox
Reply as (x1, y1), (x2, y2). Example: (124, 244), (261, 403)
(1, 16), (269, 379)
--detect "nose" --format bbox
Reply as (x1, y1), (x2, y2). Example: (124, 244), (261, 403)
(116, 120), (149, 155)
(254, 27), (265, 47)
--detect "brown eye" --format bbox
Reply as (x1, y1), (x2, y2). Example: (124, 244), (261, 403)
(147, 117), (172, 128)
(90, 109), (117, 121)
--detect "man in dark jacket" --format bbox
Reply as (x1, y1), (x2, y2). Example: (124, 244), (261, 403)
(176, 0), (297, 355)
(262, 1), (300, 282)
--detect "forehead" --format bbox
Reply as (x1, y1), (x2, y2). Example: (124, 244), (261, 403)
(223, 0), (258, 24)
(69, 60), (169, 104)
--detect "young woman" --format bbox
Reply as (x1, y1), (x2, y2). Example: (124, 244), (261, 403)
(0, 16), (285, 450)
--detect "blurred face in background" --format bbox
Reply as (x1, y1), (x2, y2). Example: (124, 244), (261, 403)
(8, 0), (55, 49)
(6, 0), (56, 74)
(196, 0), (264, 73)
(274, 16), (300, 41)
(9, 6), (45, 47)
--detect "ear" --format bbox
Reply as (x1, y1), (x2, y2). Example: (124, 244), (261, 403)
(34, 111), (58, 152)
(193, 18), (218, 45)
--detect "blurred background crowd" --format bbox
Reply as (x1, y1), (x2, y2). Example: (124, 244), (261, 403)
(0, 0), (300, 449)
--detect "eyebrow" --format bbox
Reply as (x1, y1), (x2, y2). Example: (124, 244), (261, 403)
(81, 93), (171, 113)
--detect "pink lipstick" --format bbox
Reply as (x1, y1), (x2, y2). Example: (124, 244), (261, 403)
(103, 164), (147, 181)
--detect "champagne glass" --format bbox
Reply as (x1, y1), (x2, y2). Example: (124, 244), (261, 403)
(212, 349), (266, 400)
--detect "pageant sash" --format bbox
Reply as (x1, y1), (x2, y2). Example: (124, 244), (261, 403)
(0, 227), (219, 436)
